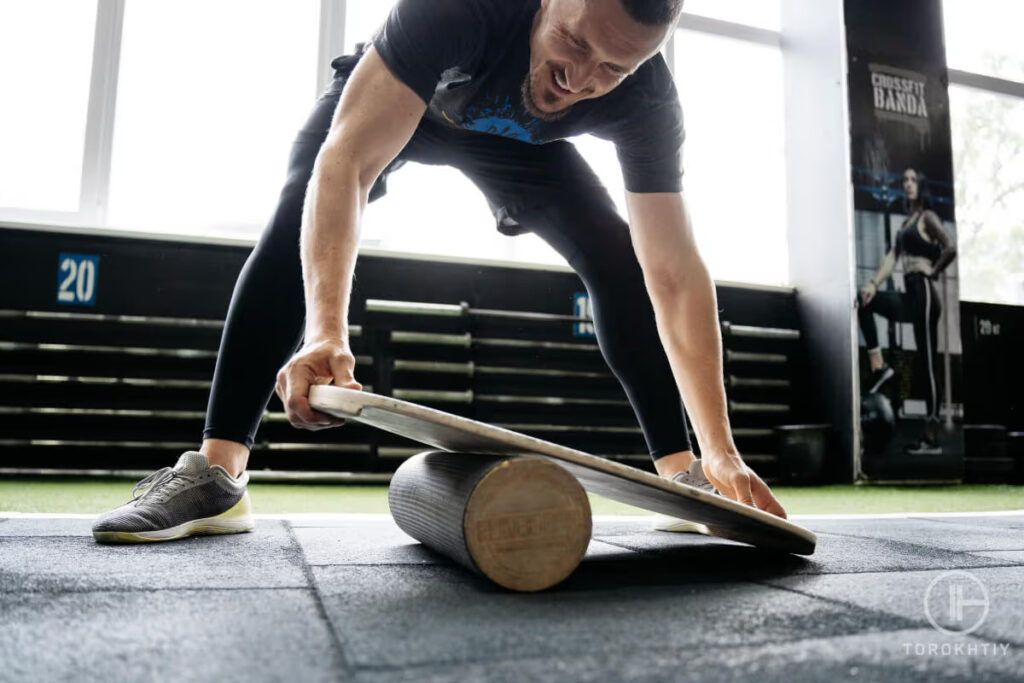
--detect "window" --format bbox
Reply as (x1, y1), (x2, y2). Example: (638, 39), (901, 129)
(106, 0), (320, 238)
(943, 0), (1024, 304)
(0, 1), (98, 213)
(672, 30), (787, 285)
(344, 0), (391, 54)
(943, 0), (1024, 83)
(682, 0), (780, 31)
(1, 0), (789, 284)
(949, 86), (1024, 304)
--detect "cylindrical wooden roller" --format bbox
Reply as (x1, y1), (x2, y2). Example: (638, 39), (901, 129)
(388, 451), (592, 592)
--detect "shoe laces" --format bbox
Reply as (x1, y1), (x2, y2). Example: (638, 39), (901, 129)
(131, 467), (193, 505)
(672, 461), (717, 493)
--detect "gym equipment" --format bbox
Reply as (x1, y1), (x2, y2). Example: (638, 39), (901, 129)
(776, 424), (829, 483)
(310, 386), (817, 587)
(388, 451), (591, 591)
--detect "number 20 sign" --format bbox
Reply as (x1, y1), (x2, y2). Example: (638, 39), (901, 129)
(57, 253), (99, 306)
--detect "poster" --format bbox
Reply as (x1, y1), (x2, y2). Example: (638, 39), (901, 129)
(846, 0), (965, 481)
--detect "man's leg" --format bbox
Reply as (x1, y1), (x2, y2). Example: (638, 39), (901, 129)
(528, 198), (695, 475)
(454, 139), (694, 477)
(93, 57), (416, 542)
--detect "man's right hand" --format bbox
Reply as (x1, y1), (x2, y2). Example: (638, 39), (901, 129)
(275, 338), (362, 430)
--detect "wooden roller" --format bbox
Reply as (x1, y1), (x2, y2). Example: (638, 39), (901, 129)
(388, 451), (592, 592)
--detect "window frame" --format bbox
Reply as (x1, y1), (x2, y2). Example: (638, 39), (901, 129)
(0, 0), (346, 231)
(948, 69), (1024, 101)
(945, 32), (1024, 305)
(2, 0), (796, 283)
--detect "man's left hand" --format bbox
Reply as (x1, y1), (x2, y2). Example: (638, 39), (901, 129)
(702, 451), (788, 519)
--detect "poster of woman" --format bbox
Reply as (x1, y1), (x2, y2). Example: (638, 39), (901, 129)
(846, 0), (965, 481)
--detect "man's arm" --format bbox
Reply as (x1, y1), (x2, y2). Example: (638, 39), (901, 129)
(624, 191), (786, 517)
(277, 47), (427, 429)
(302, 47), (425, 342)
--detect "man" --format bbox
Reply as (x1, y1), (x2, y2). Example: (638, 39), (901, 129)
(92, 0), (786, 544)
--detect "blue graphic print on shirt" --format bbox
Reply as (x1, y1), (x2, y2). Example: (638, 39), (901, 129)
(456, 93), (543, 143)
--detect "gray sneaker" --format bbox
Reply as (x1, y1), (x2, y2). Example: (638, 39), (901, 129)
(92, 451), (254, 543)
(653, 459), (719, 533)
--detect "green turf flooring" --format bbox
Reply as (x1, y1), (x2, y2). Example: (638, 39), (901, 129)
(0, 478), (1021, 515)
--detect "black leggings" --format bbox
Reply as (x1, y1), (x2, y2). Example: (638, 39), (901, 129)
(858, 272), (942, 419)
(203, 59), (691, 461)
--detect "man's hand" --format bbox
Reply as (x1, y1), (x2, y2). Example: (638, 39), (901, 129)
(702, 451), (787, 519)
(275, 338), (362, 430)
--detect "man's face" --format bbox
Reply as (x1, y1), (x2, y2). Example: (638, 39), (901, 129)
(525, 0), (670, 120)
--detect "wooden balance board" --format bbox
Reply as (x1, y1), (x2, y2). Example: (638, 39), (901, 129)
(309, 386), (816, 556)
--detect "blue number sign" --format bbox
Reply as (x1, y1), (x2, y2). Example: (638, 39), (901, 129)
(56, 253), (100, 306)
(573, 292), (594, 338)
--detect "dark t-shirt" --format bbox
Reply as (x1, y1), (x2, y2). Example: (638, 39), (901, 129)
(362, 0), (685, 193)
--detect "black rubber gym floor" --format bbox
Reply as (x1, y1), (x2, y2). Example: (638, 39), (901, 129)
(1, 513), (1022, 682)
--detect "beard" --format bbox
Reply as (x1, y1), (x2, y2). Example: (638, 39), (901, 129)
(521, 69), (572, 122)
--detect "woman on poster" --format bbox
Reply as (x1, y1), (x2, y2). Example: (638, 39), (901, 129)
(858, 167), (957, 454)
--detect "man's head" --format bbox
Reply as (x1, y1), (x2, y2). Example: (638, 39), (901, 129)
(524, 0), (683, 121)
